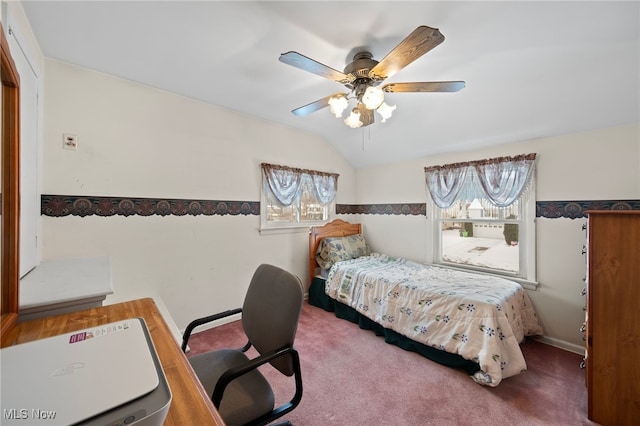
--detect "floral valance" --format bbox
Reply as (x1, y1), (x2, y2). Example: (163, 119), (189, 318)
(261, 163), (339, 207)
(424, 153), (536, 208)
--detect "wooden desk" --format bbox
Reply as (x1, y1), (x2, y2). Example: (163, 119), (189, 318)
(1, 297), (225, 425)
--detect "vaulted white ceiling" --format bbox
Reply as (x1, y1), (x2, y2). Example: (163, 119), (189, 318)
(20, 1), (640, 168)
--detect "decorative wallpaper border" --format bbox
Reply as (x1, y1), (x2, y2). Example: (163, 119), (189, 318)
(41, 195), (639, 219)
(535, 199), (640, 219)
(338, 200), (640, 218)
(41, 195), (260, 217)
(337, 203), (426, 216)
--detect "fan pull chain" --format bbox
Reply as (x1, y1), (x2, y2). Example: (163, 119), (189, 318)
(361, 126), (371, 151)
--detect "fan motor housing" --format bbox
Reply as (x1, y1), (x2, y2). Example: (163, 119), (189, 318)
(344, 51), (379, 81)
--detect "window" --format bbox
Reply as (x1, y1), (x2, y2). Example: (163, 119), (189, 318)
(263, 177), (331, 225)
(261, 163), (338, 230)
(425, 154), (537, 284)
(437, 198), (528, 275)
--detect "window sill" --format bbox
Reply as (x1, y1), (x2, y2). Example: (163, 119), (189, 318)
(434, 263), (539, 291)
(258, 226), (313, 236)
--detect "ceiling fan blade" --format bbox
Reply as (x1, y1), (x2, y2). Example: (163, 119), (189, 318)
(382, 81), (465, 93)
(369, 26), (445, 81)
(291, 93), (348, 116)
(279, 51), (355, 85)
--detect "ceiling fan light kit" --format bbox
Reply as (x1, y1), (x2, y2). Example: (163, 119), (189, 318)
(279, 25), (465, 129)
(328, 85), (395, 128)
(328, 95), (349, 117)
(344, 109), (363, 129)
(362, 86), (385, 110)
(377, 102), (396, 123)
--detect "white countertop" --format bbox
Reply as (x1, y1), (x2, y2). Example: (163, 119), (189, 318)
(20, 257), (113, 309)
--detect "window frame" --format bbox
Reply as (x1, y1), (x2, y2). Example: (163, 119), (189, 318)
(260, 173), (335, 231)
(428, 183), (537, 290)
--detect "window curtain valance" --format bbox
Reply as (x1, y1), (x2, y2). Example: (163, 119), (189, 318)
(424, 153), (536, 208)
(261, 163), (339, 207)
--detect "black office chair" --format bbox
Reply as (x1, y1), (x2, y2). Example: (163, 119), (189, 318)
(182, 264), (304, 426)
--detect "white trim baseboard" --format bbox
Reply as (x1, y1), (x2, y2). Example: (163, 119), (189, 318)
(533, 335), (584, 355)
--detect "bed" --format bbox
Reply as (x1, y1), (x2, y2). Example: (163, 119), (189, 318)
(308, 219), (543, 387)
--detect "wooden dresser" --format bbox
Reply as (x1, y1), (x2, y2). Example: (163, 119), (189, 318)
(585, 211), (640, 425)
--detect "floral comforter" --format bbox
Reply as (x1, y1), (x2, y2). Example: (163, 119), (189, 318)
(325, 253), (543, 386)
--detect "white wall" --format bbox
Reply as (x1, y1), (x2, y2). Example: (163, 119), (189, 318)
(354, 124), (640, 352)
(41, 59), (356, 330)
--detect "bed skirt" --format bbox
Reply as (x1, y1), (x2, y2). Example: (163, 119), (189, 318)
(308, 277), (481, 375)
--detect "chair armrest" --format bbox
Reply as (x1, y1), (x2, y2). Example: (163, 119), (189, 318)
(181, 308), (242, 352)
(212, 346), (302, 408)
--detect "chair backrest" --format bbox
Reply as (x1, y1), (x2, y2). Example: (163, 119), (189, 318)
(242, 264), (304, 376)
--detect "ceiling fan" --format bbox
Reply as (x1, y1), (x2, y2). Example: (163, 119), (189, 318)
(279, 26), (465, 128)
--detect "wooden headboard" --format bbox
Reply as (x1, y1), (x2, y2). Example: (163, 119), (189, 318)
(308, 219), (362, 284)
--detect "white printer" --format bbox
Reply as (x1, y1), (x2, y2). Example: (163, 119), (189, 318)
(0, 318), (172, 425)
